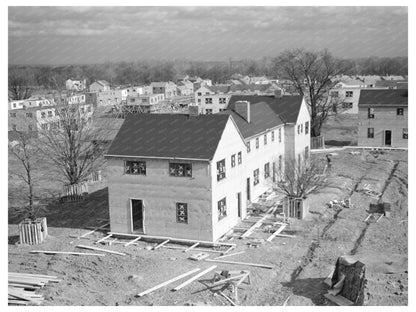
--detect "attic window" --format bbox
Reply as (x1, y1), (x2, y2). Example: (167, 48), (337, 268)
(397, 108), (404, 116)
(368, 108), (374, 119)
(169, 163), (192, 177)
(125, 160), (146, 175)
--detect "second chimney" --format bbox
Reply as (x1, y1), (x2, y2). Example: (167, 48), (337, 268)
(234, 100), (251, 123)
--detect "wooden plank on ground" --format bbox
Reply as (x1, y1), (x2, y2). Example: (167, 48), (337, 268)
(136, 268), (201, 297)
(214, 251), (245, 260)
(266, 224), (287, 242)
(153, 239), (170, 250)
(364, 214), (373, 222)
(240, 215), (269, 239)
(96, 233), (113, 244)
(324, 293), (354, 306)
(275, 233), (296, 238)
(30, 250), (105, 257)
(183, 242), (199, 253)
(205, 258), (274, 269)
(124, 236), (141, 247)
(376, 214), (383, 222)
(210, 274), (247, 287)
(75, 244), (126, 256)
(219, 291), (237, 306)
(172, 265), (217, 291)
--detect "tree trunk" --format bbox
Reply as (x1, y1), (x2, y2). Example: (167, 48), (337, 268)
(311, 124), (321, 137)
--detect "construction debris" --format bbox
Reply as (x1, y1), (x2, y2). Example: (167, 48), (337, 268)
(136, 268), (201, 297)
(8, 272), (61, 306)
(75, 244), (126, 256)
(188, 252), (210, 261)
(327, 198), (351, 209)
(172, 265), (217, 291)
(204, 258), (274, 269)
(30, 250), (105, 257)
(214, 251), (245, 260)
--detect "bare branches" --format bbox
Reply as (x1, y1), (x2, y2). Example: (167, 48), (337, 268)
(273, 49), (351, 137)
(273, 156), (328, 198)
(8, 68), (33, 100)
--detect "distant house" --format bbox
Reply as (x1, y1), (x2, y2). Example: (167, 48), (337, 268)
(125, 94), (165, 113)
(89, 80), (111, 93)
(97, 90), (123, 106)
(105, 113), (247, 241)
(9, 97), (54, 110)
(176, 81), (194, 96)
(66, 79), (87, 91)
(357, 89), (408, 148)
(151, 81), (177, 98)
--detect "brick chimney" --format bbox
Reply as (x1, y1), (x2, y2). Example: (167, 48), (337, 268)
(188, 104), (200, 117)
(274, 88), (283, 98)
(234, 100), (251, 123)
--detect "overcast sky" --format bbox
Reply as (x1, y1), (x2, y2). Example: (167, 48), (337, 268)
(8, 6), (408, 65)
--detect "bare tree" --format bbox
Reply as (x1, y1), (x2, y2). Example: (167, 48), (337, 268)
(9, 131), (41, 220)
(273, 49), (350, 137)
(38, 102), (107, 187)
(272, 156), (328, 198)
(8, 69), (33, 100)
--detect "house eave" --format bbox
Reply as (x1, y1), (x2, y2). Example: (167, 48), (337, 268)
(104, 154), (211, 162)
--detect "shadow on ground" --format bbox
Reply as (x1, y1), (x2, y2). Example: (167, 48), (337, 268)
(282, 277), (328, 305)
(325, 140), (357, 147)
(8, 187), (110, 230)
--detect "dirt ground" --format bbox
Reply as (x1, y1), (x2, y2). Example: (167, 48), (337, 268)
(8, 148), (407, 306)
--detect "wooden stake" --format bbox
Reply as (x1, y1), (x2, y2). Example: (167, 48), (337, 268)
(214, 251), (245, 260)
(205, 258), (274, 269)
(136, 268), (201, 297)
(96, 233), (113, 244)
(75, 244), (126, 256)
(172, 265), (217, 291)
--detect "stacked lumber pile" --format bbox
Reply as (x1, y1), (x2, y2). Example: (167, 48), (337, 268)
(8, 272), (61, 306)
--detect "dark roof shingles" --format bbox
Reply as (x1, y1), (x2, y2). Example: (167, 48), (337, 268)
(107, 114), (230, 160)
(358, 89), (408, 106)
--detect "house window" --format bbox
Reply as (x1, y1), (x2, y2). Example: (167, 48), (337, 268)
(12, 103), (16, 108)
(12, 124), (17, 131)
(346, 91), (353, 97)
(305, 122), (309, 135)
(342, 102), (353, 109)
(217, 159), (226, 181)
(403, 128), (408, 139)
(176, 203), (188, 224)
(206, 109), (213, 114)
(305, 146), (309, 159)
(253, 169), (259, 185)
(256, 137), (259, 149)
(367, 128), (374, 138)
(271, 131), (275, 141)
(279, 128), (282, 142)
(219, 109), (226, 112)
(219, 98), (226, 104)
(205, 98), (213, 104)
(368, 108), (374, 119)
(300, 124), (303, 133)
(231, 154), (236, 168)
(48, 111), (53, 117)
(218, 198), (227, 221)
(169, 163), (192, 177)
(87, 106), (91, 113)
(279, 155), (282, 172)
(397, 108), (404, 116)
(247, 141), (251, 153)
(26, 113), (33, 118)
(330, 91), (339, 97)
(125, 160), (146, 175)
(197, 92), (202, 96)
(264, 163), (270, 179)
(237, 152), (242, 165)
(9, 112), (16, 117)
(264, 134), (267, 145)
(297, 125), (301, 134)
(197, 99), (201, 103)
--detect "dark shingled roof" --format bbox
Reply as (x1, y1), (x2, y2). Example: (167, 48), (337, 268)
(220, 95), (303, 138)
(358, 89), (408, 106)
(106, 114), (230, 160)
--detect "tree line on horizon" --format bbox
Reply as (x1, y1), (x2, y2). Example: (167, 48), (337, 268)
(9, 54), (408, 93)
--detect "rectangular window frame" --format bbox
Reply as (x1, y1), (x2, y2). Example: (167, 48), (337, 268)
(367, 128), (374, 139)
(264, 134), (267, 145)
(397, 108), (404, 116)
(278, 128), (282, 142)
(264, 162), (270, 179)
(253, 169), (259, 186)
(125, 160), (146, 175)
(247, 141), (251, 153)
(218, 197), (227, 221)
(237, 152), (242, 165)
(217, 159), (226, 181)
(231, 154), (236, 168)
(346, 91), (353, 98)
(255, 137), (259, 149)
(176, 202), (188, 224)
(368, 107), (374, 119)
(403, 128), (408, 139)
(305, 121), (309, 135)
(169, 162), (192, 177)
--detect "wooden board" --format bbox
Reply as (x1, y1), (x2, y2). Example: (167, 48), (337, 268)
(324, 293), (354, 306)
(136, 268), (201, 297)
(266, 224), (287, 242)
(183, 242), (199, 253)
(30, 250), (105, 257)
(75, 244), (126, 256)
(124, 236), (141, 247)
(153, 239), (170, 250)
(214, 251), (245, 260)
(172, 265), (217, 291)
(205, 258), (274, 269)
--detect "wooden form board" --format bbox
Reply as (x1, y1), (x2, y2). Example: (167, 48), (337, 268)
(30, 250), (105, 257)
(75, 244), (126, 256)
(172, 265), (217, 291)
(136, 268), (201, 297)
(214, 251), (245, 260)
(124, 236), (141, 247)
(266, 224), (287, 242)
(205, 258), (274, 269)
(108, 232), (235, 249)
